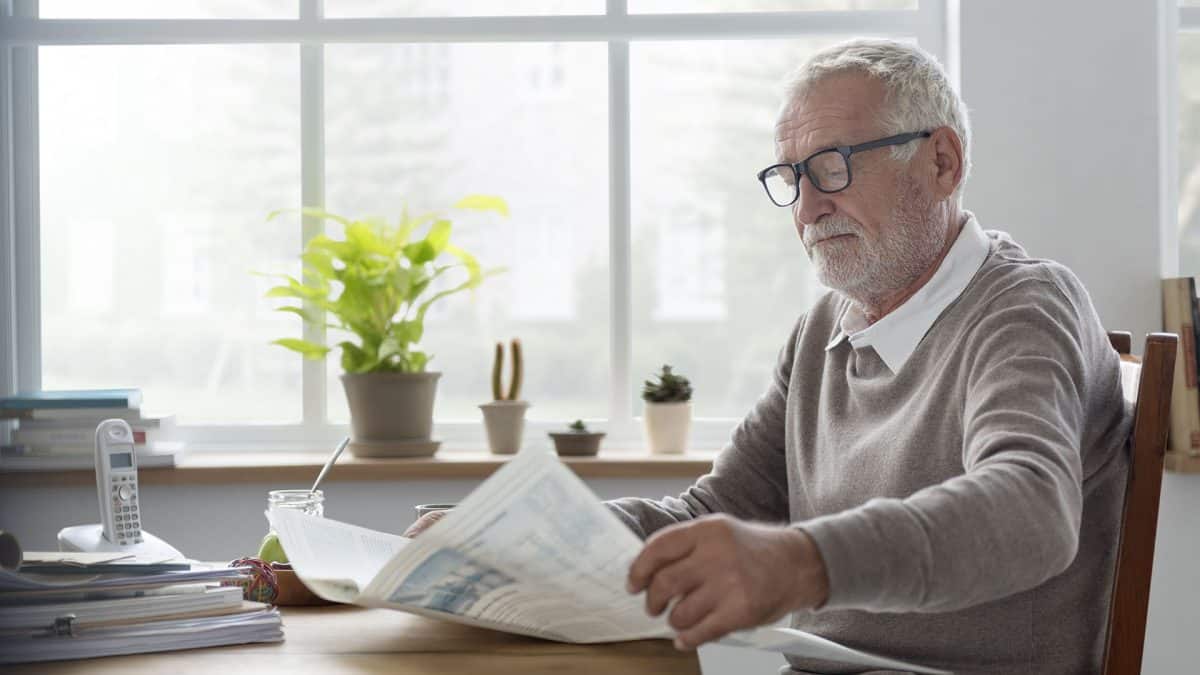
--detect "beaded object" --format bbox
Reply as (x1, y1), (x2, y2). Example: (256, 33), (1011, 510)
(225, 557), (279, 605)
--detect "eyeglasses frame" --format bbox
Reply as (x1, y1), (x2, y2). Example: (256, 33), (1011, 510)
(756, 130), (934, 207)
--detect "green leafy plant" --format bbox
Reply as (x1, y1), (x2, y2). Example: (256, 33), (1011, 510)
(568, 419), (589, 432)
(265, 196), (508, 374)
(641, 365), (693, 403)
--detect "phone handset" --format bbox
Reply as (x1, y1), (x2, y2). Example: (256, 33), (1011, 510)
(57, 419), (182, 558)
(95, 419), (143, 545)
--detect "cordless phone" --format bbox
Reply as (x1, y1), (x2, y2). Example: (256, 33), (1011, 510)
(57, 420), (182, 558)
(95, 419), (143, 545)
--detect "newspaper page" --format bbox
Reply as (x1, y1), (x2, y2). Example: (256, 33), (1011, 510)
(271, 449), (947, 674)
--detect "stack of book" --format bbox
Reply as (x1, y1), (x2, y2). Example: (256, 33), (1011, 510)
(0, 389), (183, 471)
(0, 553), (283, 663)
(1160, 278), (1200, 473)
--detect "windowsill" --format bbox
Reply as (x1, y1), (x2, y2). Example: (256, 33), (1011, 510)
(0, 449), (719, 488)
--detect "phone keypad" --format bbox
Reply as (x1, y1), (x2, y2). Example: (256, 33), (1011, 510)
(110, 474), (142, 544)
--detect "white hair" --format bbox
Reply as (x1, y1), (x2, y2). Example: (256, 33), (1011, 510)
(782, 38), (972, 203)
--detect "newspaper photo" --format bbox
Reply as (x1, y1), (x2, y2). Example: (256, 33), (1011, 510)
(270, 448), (946, 674)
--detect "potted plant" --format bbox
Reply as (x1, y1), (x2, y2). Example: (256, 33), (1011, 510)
(479, 338), (528, 455)
(549, 420), (605, 457)
(641, 365), (692, 455)
(265, 196), (507, 458)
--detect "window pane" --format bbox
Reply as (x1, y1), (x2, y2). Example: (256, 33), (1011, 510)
(1182, 33), (1200, 274)
(324, 43), (609, 423)
(40, 45), (302, 423)
(631, 0), (916, 12)
(40, 0), (296, 18)
(631, 39), (846, 419)
(326, 0), (602, 17)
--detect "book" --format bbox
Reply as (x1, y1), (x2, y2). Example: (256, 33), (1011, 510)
(17, 551), (192, 575)
(11, 426), (167, 448)
(272, 449), (947, 675)
(0, 444), (183, 471)
(16, 411), (174, 428)
(0, 602), (281, 663)
(0, 389), (142, 411)
(0, 585), (242, 629)
(0, 565), (248, 596)
(1161, 278), (1200, 458)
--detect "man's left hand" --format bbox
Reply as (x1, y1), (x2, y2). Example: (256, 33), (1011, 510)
(625, 514), (830, 650)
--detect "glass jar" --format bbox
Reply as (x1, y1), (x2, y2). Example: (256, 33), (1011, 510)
(414, 503), (456, 520)
(266, 489), (325, 526)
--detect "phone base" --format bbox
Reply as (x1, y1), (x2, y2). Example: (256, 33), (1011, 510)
(57, 524), (184, 560)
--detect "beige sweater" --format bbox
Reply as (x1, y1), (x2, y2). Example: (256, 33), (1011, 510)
(609, 231), (1132, 674)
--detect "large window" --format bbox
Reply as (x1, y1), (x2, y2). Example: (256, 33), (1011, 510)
(3, 1), (946, 450)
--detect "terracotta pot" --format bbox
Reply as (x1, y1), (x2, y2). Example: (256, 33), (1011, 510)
(340, 372), (440, 457)
(479, 400), (530, 454)
(643, 401), (692, 454)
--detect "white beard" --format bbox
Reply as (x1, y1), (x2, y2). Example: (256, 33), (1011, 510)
(804, 178), (948, 311)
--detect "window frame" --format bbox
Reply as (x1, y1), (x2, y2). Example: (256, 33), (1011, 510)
(1, 0), (949, 451)
(1174, 3), (1197, 281)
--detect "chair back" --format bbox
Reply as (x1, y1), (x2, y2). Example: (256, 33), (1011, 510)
(1101, 331), (1177, 675)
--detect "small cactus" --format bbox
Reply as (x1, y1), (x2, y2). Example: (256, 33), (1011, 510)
(641, 364), (692, 403)
(569, 419), (588, 432)
(491, 338), (523, 401)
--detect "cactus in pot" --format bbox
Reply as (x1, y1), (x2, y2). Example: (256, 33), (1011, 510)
(479, 339), (528, 455)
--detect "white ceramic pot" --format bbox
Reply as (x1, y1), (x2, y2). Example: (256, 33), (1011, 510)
(643, 401), (692, 455)
(479, 400), (530, 454)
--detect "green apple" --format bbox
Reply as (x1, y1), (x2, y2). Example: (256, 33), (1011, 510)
(256, 532), (289, 564)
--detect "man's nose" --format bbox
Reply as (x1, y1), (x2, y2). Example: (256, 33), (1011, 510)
(793, 176), (833, 231)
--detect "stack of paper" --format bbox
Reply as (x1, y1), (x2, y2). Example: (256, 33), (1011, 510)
(0, 556), (283, 664)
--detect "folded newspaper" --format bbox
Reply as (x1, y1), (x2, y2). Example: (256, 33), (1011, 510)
(271, 448), (946, 674)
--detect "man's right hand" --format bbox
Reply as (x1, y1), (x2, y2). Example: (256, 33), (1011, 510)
(402, 510), (447, 538)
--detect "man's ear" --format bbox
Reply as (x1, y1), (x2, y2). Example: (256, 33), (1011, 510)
(927, 126), (964, 201)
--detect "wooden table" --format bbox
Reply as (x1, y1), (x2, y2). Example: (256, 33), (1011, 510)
(6, 605), (702, 675)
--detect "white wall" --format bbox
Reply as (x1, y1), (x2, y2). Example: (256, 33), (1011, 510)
(960, 1), (1196, 673)
(3, 1), (1196, 673)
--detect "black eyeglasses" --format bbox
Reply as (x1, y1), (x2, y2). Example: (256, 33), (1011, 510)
(756, 130), (932, 207)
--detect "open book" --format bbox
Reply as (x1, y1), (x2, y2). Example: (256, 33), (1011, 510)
(271, 448), (946, 674)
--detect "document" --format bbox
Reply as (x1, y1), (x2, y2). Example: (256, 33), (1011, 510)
(272, 448), (946, 674)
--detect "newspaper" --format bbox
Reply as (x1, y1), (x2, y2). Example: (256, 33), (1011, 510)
(271, 448), (946, 674)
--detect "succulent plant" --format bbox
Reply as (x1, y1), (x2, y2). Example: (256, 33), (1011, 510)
(568, 419), (588, 432)
(641, 364), (693, 403)
(491, 338), (524, 401)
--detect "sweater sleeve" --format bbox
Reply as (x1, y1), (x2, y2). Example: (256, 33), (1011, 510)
(797, 279), (1096, 613)
(606, 316), (803, 539)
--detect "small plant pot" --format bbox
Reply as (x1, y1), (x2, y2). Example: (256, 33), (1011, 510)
(479, 400), (530, 455)
(643, 401), (692, 454)
(549, 431), (605, 457)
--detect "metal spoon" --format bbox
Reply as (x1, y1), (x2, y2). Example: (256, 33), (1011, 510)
(310, 437), (350, 496)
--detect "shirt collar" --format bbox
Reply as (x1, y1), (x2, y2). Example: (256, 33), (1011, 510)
(823, 213), (991, 373)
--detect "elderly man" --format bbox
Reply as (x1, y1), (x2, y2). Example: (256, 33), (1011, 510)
(610, 39), (1131, 674)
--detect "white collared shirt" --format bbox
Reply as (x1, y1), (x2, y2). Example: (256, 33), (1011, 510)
(823, 213), (991, 374)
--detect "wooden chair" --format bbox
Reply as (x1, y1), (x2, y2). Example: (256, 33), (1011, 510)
(1101, 331), (1177, 675)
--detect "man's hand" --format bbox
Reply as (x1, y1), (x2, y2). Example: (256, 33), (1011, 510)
(402, 510), (447, 538)
(625, 514), (830, 650)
